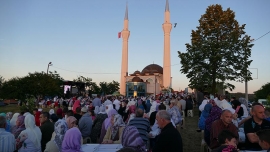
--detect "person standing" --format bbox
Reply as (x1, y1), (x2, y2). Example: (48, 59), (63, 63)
(152, 110), (183, 152)
(40, 112), (54, 151)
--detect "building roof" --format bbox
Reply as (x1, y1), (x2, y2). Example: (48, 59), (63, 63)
(132, 76), (144, 82)
(141, 64), (163, 74)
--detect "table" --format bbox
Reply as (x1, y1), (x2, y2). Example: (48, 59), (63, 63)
(240, 150), (267, 152)
(81, 144), (123, 152)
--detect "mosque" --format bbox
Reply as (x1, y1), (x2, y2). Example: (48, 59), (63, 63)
(119, 0), (172, 97)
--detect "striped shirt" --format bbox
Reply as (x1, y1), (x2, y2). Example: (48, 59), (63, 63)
(129, 117), (151, 143)
(0, 128), (15, 152)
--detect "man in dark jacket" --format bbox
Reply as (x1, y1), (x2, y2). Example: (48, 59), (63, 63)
(39, 112), (54, 152)
(153, 110), (183, 152)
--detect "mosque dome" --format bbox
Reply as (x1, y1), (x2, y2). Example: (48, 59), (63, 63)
(132, 77), (144, 82)
(133, 70), (141, 75)
(141, 64), (163, 74)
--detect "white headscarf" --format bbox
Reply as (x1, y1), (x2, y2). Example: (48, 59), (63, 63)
(113, 99), (121, 111)
(106, 104), (114, 115)
(23, 112), (31, 116)
(49, 109), (55, 115)
(10, 113), (20, 128)
(21, 114), (42, 149)
(94, 106), (100, 115)
(98, 105), (106, 114)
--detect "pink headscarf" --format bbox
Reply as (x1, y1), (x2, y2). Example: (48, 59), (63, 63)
(104, 109), (118, 130)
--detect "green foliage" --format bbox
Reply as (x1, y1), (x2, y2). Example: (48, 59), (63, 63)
(254, 82), (270, 99)
(99, 81), (120, 95)
(178, 4), (253, 94)
(0, 71), (63, 102)
(73, 76), (120, 95)
(20, 97), (36, 113)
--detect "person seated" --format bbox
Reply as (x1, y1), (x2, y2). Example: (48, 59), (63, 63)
(44, 119), (68, 152)
(244, 105), (270, 151)
(120, 126), (146, 152)
(210, 110), (239, 149)
(102, 114), (125, 144)
(256, 129), (270, 151)
(0, 115), (15, 152)
(61, 127), (82, 152)
(231, 100), (244, 118)
(16, 115), (42, 152)
(128, 108), (151, 144)
(212, 130), (238, 152)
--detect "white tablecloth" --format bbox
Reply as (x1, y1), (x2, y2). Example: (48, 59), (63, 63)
(81, 144), (122, 152)
(240, 150), (267, 152)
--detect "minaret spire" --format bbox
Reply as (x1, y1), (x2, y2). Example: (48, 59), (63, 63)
(162, 0), (172, 89)
(120, 2), (130, 96)
(165, 0), (169, 12)
(124, 2), (128, 20)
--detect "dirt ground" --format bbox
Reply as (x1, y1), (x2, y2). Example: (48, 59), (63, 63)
(181, 109), (202, 152)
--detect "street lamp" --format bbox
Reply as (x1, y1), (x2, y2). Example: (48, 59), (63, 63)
(47, 62), (52, 74)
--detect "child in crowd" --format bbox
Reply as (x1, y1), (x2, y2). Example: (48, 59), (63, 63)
(212, 130), (238, 152)
(256, 129), (270, 151)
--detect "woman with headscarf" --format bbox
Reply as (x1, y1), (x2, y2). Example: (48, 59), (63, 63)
(99, 108), (118, 143)
(72, 100), (81, 114)
(145, 99), (152, 113)
(102, 114), (125, 144)
(90, 105), (108, 143)
(3, 112), (13, 132)
(198, 103), (212, 130)
(62, 127), (82, 152)
(66, 116), (78, 129)
(204, 99), (222, 146)
(231, 100), (244, 118)
(44, 119), (68, 152)
(12, 115), (26, 139)
(239, 97), (249, 117)
(121, 126), (146, 152)
(94, 106), (100, 115)
(49, 109), (55, 115)
(16, 114), (42, 152)
(105, 104), (114, 115)
(10, 113), (20, 130)
(126, 105), (136, 124)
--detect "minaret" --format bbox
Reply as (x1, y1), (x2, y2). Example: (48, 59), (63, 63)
(162, 0), (172, 88)
(120, 3), (130, 96)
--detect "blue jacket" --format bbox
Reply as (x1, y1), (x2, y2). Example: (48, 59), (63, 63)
(79, 113), (93, 138)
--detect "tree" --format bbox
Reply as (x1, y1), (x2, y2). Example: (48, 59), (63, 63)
(0, 75), (4, 88)
(254, 82), (270, 100)
(73, 76), (96, 95)
(178, 4), (253, 93)
(0, 72), (63, 102)
(99, 81), (120, 95)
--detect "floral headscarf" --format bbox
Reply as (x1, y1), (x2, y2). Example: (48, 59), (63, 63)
(13, 115), (26, 138)
(54, 119), (68, 151)
(121, 126), (146, 152)
(111, 114), (125, 140)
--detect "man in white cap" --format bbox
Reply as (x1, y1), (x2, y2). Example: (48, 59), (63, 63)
(78, 107), (93, 143)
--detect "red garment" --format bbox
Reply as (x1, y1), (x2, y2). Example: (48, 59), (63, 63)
(118, 32), (121, 38)
(72, 100), (81, 114)
(35, 111), (41, 126)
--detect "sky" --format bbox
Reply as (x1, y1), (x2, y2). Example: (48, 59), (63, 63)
(0, 0), (269, 94)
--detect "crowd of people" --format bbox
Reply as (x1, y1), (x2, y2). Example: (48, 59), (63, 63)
(1, 92), (270, 152)
(196, 92), (270, 152)
(1, 93), (186, 152)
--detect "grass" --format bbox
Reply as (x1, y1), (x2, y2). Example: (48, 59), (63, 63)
(0, 104), (202, 152)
